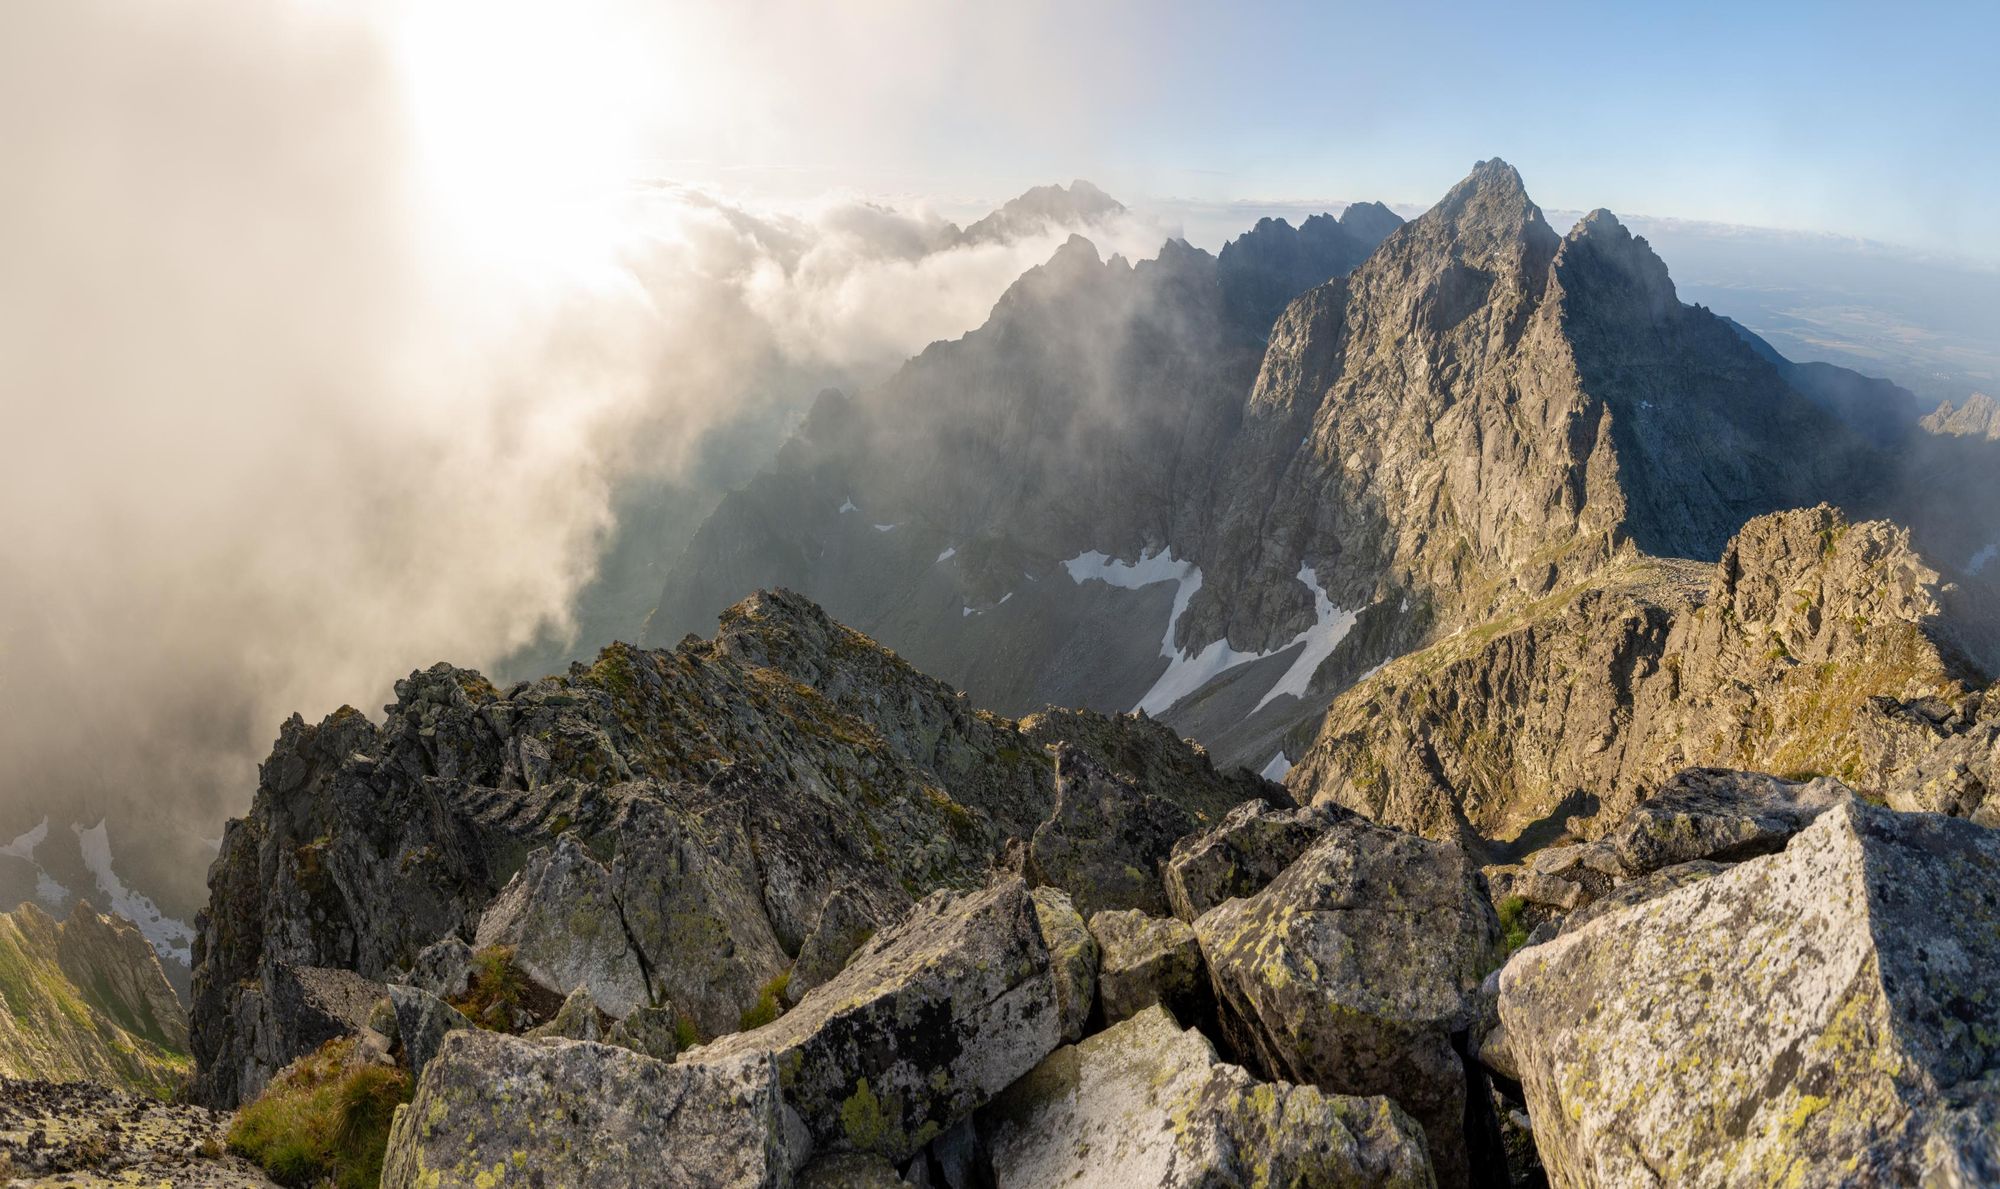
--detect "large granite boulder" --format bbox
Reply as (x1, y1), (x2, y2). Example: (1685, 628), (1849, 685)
(1604, 766), (1852, 875)
(687, 877), (1071, 1165)
(1195, 818), (1500, 1188)
(1163, 799), (1355, 922)
(473, 833), (654, 1017)
(383, 984), (473, 1082)
(381, 1029), (804, 1188)
(1026, 746), (1196, 917)
(1500, 799), (2000, 1187)
(1087, 909), (1208, 1026)
(984, 1006), (1435, 1188)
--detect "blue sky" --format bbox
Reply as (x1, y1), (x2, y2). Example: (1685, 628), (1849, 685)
(644, 0), (1997, 262)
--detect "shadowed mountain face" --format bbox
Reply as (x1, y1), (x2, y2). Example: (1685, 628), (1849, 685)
(646, 160), (1892, 769)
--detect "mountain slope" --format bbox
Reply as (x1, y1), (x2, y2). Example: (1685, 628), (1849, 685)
(0, 900), (189, 1095)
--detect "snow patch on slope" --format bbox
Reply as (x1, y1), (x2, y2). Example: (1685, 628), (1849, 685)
(837, 498), (858, 514)
(935, 546), (957, 564)
(1970, 541), (1998, 575)
(72, 821), (195, 967)
(1261, 751), (1293, 781)
(1252, 563), (1357, 713)
(1063, 549), (1270, 716)
(1, 816), (72, 910)
(873, 523), (898, 533)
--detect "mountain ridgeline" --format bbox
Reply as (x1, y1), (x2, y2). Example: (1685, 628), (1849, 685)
(151, 159), (2000, 1187)
(642, 160), (1937, 775)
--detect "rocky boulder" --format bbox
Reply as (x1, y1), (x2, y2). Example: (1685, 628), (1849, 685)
(1499, 800), (2000, 1187)
(1605, 766), (1853, 874)
(1026, 745), (1196, 918)
(473, 832), (654, 1017)
(382, 1029), (804, 1188)
(382, 984), (472, 1083)
(1163, 799), (1356, 921)
(1195, 818), (1500, 1188)
(687, 877), (1073, 1166)
(1087, 909), (1207, 1027)
(984, 1005), (1435, 1188)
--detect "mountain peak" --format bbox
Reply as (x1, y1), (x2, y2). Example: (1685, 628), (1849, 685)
(1557, 207), (1678, 320)
(1418, 157), (1554, 259)
(964, 180), (1125, 244)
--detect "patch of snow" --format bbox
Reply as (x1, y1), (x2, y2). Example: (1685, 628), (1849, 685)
(0, 817), (48, 860)
(72, 821), (196, 968)
(34, 871), (70, 909)
(1970, 542), (1998, 575)
(998, 592), (1013, 605)
(1252, 563), (1358, 714)
(1, 818), (71, 910)
(1260, 751), (1293, 781)
(961, 606), (975, 618)
(837, 498), (858, 514)
(1357, 661), (1386, 682)
(1063, 548), (1271, 716)
(873, 523), (898, 533)
(1023, 571), (1038, 582)
(935, 546), (957, 564)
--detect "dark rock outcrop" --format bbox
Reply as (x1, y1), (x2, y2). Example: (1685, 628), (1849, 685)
(190, 591), (1245, 1107)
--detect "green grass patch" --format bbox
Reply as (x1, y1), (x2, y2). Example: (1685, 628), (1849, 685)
(227, 1037), (411, 1189)
(1496, 895), (1531, 954)
(739, 971), (792, 1031)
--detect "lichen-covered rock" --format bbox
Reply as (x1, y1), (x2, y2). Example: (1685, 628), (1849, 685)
(1194, 818), (1500, 1188)
(984, 1006), (1435, 1188)
(1026, 745), (1196, 917)
(473, 833), (654, 1017)
(1087, 909), (1207, 1026)
(1523, 859), (1727, 948)
(1030, 887), (1097, 1041)
(787, 886), (884, 1006)
(406, 936), (476, 1002)
(1499, 799), (2000, 1188)
(1606, 767), (1852, 874)
(688, 877), (1069, 1166)
(381, 1029), (804, 1188)
(529, 985), (610, 1042)
(604, 1002), (682, 1062)
(1163, 799), (1356, 922)
(385, 984), (472, 1082)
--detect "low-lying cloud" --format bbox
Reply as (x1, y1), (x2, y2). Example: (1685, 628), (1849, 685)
(0, 0), (1158, 910)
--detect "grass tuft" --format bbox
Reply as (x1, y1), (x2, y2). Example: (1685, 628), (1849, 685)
(227, 1037), (411, 1189)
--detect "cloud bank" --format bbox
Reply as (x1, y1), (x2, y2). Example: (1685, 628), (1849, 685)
(0, 0), (1156, 910)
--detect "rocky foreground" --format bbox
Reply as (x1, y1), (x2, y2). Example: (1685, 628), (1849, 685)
(169, 496), (2000, 1187)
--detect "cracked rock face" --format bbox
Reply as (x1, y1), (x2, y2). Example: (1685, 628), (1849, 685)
(382, 1030), (804, 1189)
(984, 1005), (1436, 1189)
(686, 877), (1071, 1166)
(1087, 909), (1207, 1027)
(473, 832), (655, 1018)
(1499, 800), (2000, 1188)
(1194, 818), (1500, 1189)
(1026, 745), (1196, 918)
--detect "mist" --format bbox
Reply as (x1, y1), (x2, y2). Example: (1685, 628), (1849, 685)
(0, 0), (1160, 913)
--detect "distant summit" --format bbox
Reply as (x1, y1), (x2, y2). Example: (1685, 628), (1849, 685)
(963, 179), (1125, 243)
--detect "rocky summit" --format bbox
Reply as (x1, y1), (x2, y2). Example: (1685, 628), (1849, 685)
(156, 158), (2000, 1186)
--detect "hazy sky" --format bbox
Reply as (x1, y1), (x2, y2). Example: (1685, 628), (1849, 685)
(547, 0), (1999, 262)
